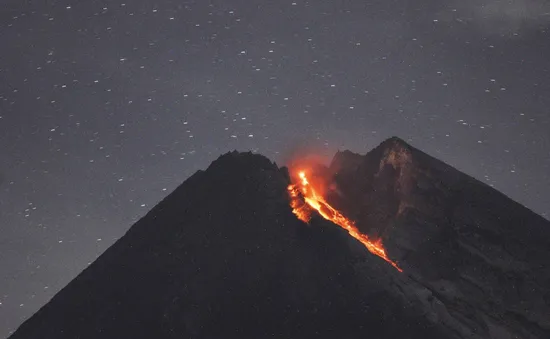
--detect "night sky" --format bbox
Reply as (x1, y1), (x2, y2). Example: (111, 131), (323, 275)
(1, 0), (550, 336)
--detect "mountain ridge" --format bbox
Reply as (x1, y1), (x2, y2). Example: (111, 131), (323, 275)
(326, 137), (550, 338)
(8, 137), (550, 339)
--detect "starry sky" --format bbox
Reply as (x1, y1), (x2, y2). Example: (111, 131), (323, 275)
(1, 0), (549, 336)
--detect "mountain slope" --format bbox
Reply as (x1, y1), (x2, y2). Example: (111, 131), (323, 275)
(327, 137), (550, 338)
(9, 150), (455, 339)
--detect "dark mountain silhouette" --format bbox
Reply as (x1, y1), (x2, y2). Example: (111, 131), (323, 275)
(327, 137), (550, 338)
(8, 138), (550, 339)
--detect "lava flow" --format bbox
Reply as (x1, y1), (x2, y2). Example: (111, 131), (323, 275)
(288, 171), (403, 272)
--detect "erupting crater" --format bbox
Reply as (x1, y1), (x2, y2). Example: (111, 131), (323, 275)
(288, 170), (402, 272)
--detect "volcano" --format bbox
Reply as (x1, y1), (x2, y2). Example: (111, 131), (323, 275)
(8, 137), (550, 339)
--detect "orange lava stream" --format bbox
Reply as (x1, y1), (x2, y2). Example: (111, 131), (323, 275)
(288, 171), (403, 272)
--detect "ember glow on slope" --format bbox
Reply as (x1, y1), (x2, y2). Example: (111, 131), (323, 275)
(1, 0), (550, 337)
(288, 171), (402, 272)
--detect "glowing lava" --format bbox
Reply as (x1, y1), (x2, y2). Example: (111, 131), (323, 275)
(288, 171), (403, 272)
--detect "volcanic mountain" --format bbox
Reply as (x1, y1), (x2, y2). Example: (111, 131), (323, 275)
(8, 137), (550, 339)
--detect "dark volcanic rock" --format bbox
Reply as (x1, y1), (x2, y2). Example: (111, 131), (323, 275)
(9, 140), (550, 339)
(328, 137), (550, 339)
(9, 150), (455, 339)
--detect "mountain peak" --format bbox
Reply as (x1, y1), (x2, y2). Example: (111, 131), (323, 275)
(375, 136), (414, 169)
(8, 142), (550, 339)
(206, 150), (279, 174)
(330, 136), (414, 175)
(324, 136), (550, 338)
(378, 136), (412, 150)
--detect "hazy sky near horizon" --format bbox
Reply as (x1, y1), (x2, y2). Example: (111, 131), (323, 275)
(1, 0), (549, 337)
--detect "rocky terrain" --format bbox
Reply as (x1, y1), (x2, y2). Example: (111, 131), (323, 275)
(327, 137), (550, 338)
(8, 138), (550, 339)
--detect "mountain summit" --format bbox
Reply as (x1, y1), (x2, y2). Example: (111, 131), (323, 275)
(329, 138), (550, 337)
(9, 138), (550, 339)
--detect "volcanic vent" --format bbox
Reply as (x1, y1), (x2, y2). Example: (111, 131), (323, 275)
(8, 138), (550, 339)
(287, 170), (402, 272)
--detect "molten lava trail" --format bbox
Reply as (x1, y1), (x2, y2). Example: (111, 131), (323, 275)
(288, 171), (403, 272)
